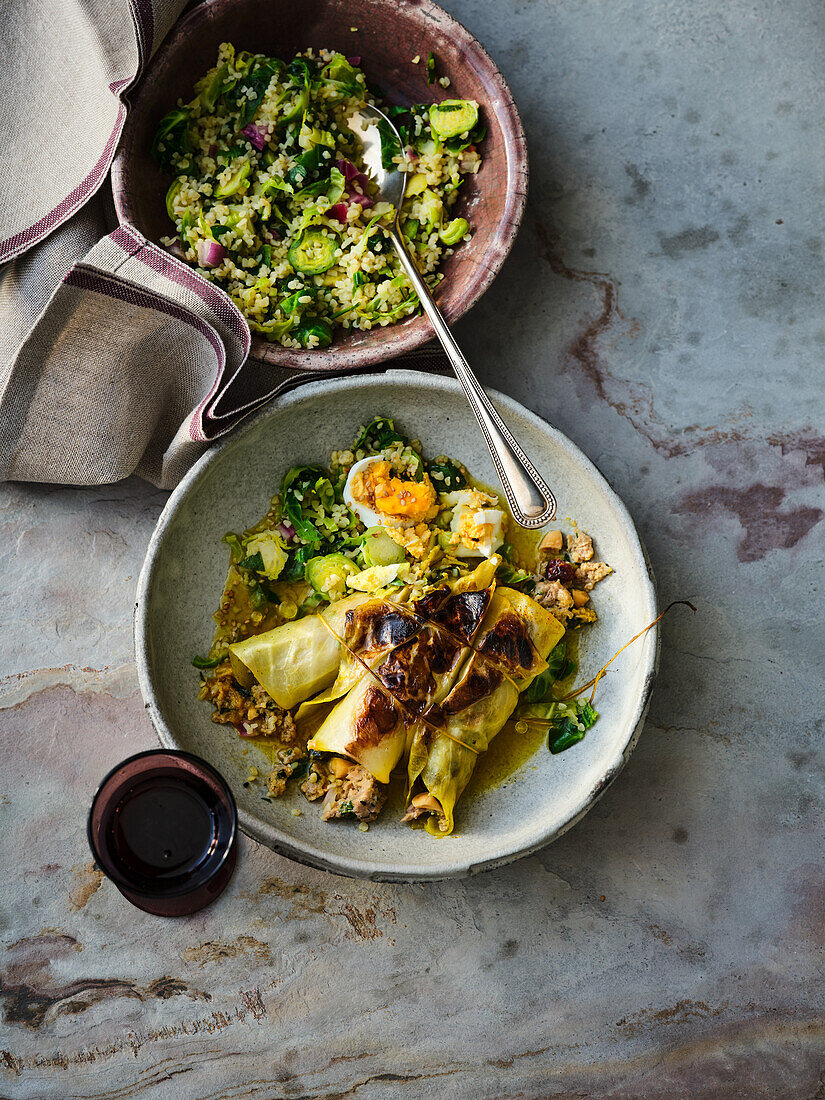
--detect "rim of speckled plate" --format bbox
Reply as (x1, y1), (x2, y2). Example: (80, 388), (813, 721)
(134, 371), (659, 881)
(112, 0), (529, 372)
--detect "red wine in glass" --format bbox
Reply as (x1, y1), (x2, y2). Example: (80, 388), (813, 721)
(88, 750), (237, 916)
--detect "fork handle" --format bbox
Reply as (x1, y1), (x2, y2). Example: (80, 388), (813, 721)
(387, 228), (556, 528)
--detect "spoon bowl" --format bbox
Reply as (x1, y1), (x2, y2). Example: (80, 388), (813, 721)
(348, 107), (407, 212)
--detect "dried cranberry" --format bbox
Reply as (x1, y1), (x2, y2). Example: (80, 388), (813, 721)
(542, 559), (575, 586)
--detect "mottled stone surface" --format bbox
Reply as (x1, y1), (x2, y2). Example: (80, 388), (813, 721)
(1, 0), (824, 1096)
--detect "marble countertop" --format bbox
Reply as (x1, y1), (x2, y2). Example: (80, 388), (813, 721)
(2, 0), (823, 1095)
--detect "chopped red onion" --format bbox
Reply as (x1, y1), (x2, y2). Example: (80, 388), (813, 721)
(405, 146), (418, 162)
(276, 521), (295, 541)
(241, 123), (267, 151)
(328, 202), (349, 224)
(196, 238), (226, 267)
(337, 158), (359, 181)
(208, 143), (217, 157)
(337, 159), (370, 189)
(347, 55), (361, 66)
(347, 192), (374, 208)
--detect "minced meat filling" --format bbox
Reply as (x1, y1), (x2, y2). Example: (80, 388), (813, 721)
(320, 764), (388, 822)
(531, 532), (612, 623)
(567, 532), (594, 563)
(301, 767), (329, 802)
(533, 579), (573, 612)
(266, 746), (308, 797)
(574, 561), (613, 591)
(200, 663), (298, 741)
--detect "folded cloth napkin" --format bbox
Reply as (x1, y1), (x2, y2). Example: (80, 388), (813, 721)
(0, 0), (445, 489)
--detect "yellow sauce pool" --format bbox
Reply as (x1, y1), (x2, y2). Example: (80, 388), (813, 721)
(465, 630), (580, 798)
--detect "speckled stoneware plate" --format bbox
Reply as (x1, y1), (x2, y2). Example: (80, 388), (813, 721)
(135, 372), (657, 881)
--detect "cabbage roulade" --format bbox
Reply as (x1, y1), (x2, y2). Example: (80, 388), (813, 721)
(308, 584), (493, 782)
(228, 592), (375, 709)
(405, 588), (564, 835)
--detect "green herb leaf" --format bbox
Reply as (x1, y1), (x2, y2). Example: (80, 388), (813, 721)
(546, 638), (567, 679)
(523, 668), (554, 704)
(281, 465), (333, 545)
(289, 758), (311, 781)
(285, 145), (324, 189)
(353, 417), (405, 452)
(557, 658), (577, 681)
(292, 170), (334, 200)
(548, 721), (585, 755)
(445, 123), (487, 155)
(151, 108), (189, 166)
(237, 61), (279, 128)
(294, 316), (333, 348)
(542, 697), (599, 754)
(262, 175), (294, 199)
(497, 561), (534, 590)
(279, 289), (305, 315)
(287, 56), (312, 86)
(192, 652), (227, 669)
(283, 545), (311, 582)
(319, 53), (361, 93)
(247, 579), (268, 609)
(426, 459), (466, 491)
(579, 700), (599, 729)
(375, 118), (402, 170)
(196, 62), (234, 112)
(239, 550), (265, 572)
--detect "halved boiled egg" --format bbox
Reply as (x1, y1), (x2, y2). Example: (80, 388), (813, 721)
(343, 456), (438, 528)
(446, 489), (507, 558)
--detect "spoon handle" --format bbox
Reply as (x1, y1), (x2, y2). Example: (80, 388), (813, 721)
(388, 229), (556, 528)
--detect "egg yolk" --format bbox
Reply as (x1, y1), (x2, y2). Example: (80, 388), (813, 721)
(458, 513), (491, 545)
(356, 461), (437, 521)
(375, 477), (435, 517)
(457, 515), (499, 551)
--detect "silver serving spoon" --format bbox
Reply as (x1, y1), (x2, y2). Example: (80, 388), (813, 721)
(347, 106), (556, 528)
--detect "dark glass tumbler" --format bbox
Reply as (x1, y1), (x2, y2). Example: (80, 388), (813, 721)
(88, 750), (237, 916)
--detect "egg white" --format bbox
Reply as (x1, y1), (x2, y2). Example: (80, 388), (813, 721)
(449, 493), (506, 558)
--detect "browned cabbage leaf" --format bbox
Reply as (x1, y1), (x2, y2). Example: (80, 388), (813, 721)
(407, 587), (564, 835)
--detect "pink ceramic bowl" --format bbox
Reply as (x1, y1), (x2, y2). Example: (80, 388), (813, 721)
(112, 0), (528, 372)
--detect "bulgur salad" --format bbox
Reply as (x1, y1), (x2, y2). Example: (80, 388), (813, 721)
(194, 418), (614, 835)
(153, 44), (484, 348)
